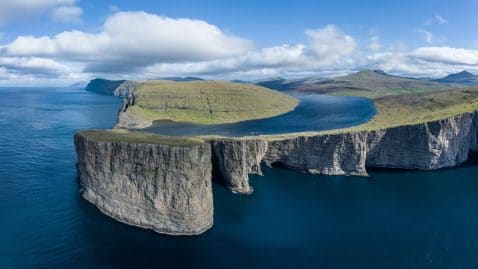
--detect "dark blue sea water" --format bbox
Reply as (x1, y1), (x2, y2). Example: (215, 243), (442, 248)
(145, 93), (376, 137)
(1, 87), (478, 268)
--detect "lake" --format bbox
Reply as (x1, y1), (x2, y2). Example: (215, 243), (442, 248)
(145, 93), (376, 136)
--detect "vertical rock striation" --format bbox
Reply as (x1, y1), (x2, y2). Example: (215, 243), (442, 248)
(74, 133), (213, 235)
(210, 139), (268, 194)
(209, 111), (478, 193)
(264, 133), (368, 176)
(366, 112), (478, 169)
(74, 110), (478, 235)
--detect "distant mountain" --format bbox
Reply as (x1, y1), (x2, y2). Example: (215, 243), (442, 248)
(159, 77), (204, 82)
(255, 77), (313, 91)
(256, 70), (454, 98)
(70, 81), (88, 88)
(434, 71), (478, 85)
(85, 78), (126, 95)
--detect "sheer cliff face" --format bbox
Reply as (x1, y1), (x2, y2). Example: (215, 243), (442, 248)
(211, 139), (267, 194)
(366, 112), (478, 169)
(264, 133), (368, 176)
(211, 111), (478, 194)
(74, 110), (478, 235)
(74, 133), (213, 235)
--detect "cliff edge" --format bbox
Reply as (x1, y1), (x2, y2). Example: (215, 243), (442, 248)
(74, 130), (213, 235)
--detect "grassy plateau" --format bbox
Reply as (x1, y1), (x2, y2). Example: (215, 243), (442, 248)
(128, 80), (299, 125)
(79, 129), (204, 146)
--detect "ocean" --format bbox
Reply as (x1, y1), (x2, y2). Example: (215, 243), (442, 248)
(1, 87), (478, 268)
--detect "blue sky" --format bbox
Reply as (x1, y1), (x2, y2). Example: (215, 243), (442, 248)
(0, 0), (477, 85)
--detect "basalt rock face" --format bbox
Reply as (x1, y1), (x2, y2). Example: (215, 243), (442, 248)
(210, 139), (268, 194)
(74, 111), (478, 236)
(264, 133), (368, 176)
(74, 133), (213, 235)
(210, 111), (478, 193)
(366, 112), (478, 170)
(113, 80), (138, 97)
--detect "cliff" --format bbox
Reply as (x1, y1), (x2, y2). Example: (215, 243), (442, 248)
(210, 111), (478, 193)
(74, 111), (478, 235)
(74, 131), (213, 235)
(85, 78), (126, 95)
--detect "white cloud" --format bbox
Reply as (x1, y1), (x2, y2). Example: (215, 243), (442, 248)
(0, 56), (70, 77)
(411, 47), (478, 65)
(109, 5), (120, 13)
(1, 11), (253, 73)
(305, 25), (357, 65)
(368, 36), (381, 51)
(425, 15), (449, 25)
(434, 15), (448, 25)
(416, 29), (434, 43)
(141, 25), (358, 78)
(1, 9), (478, 83)
(366, 46), (478, 77)
(0, 0), (81, 25)
(51, 5), (83, 24)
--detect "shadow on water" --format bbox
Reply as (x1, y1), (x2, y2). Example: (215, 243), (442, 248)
(366, 151), (478, 176)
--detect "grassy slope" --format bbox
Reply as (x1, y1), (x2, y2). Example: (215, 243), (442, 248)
(351, 87), (478, 130)
(256, 86), (478, 140)
(79, 129), (204, 146)
(129, 80), (299, 124)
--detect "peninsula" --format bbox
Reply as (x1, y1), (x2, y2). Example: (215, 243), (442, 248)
(75, 72), (478, 235)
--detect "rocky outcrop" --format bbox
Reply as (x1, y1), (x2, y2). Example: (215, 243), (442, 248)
(115, 109), (152, 129)
(74, 133), (213, 235)
(85, 78), (125, 95)
(264, 133), (368, 176)
(366, 112), (478, 169)
(114, 80), (138, 97)
(210, 139), (268, 194)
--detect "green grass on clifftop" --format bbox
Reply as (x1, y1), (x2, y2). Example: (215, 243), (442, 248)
(129, 80), (299, 124)
(78, 129), (204, 147)
(349, 86), (478, 131)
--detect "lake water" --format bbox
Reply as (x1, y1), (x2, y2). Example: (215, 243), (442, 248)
(145, 93), (376, 137)
(1, 87), (478, 268)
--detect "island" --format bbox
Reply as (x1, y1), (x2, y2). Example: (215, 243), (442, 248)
(75, 72), (478, 235)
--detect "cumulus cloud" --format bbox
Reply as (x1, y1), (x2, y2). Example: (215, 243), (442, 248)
(141, 25), (359, 78)
(51, 5), (83, 24)
(1, 12), (359, 79)
(411, 47), (478, 65)
(0, 56), (70, 78)
(0, 0), (82, 25)
(1, 11), (252, 73)
(367, 46), (478, 77)
(368, 36), (381, 51)
(1, 9), (478, 83)
(305, 25), (357, 65)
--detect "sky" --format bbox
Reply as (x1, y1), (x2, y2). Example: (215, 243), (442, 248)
(0, 0), (477, 86)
